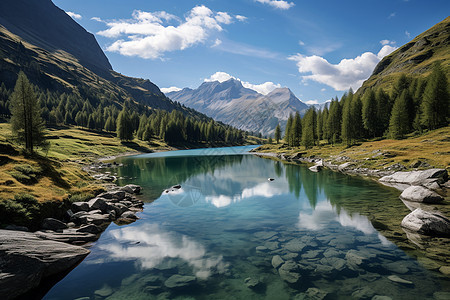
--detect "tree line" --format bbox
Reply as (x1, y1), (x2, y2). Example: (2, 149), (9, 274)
(279, 63), (449, 148)
(2, 72), (249, 153)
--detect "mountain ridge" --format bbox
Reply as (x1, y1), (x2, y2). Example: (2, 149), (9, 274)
(167, 79), (309, 135)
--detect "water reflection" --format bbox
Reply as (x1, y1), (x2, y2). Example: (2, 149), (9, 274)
(92, 223), (227, 280)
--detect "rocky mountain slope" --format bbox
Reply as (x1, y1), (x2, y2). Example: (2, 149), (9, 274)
(359, 16), (450, 94)
(0, 0), (199, 114)
(167, 79), (309, 135)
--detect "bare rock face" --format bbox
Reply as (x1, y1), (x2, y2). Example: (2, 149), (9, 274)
(399, 186), (444, 203)
(401, 208), (450, 236)
(0, 229), (89, 300)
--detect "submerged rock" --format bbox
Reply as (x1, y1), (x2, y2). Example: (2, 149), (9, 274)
(387, 275), (413, 285)
(295, 287), (329, 300)
(278, 261), (301, 284)
(399, 186), (444, 203)
(164, 275), (196, 289)
(244, 277), (262, 289)
(272, 255), (284, 269)
(401, 208), (450, 236)
(0, 229), (89, 299)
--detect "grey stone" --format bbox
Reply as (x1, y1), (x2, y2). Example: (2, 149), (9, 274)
(401, 208), (450, 236)
(372, 296), (393, 300)
(42, 218), (68, 231)
(254, 231), (277, 240)
(345, 249), (368, 269)
(4, 225), (28, 232)
(387, 275), (413, 285)
(264, 241), (279, 251)
(87, 197), (107, 211)
(382, 261), (409, 274)
(121, 184), (141, 194)
(278, 260), (301, 284)
(434, 292), (450, 300)
(379, 169), (448, 186)
(120, 211), (138, 220)
(71, 202), (89, 213)
(400, 186), (444, 203)
(244, 277), (261, 289)
(256, 246), (269, 252)
(309, 165), (322, 173)
(164, 275), (196, 289)
(284, 238), (306, 252)
(272, 255), (284, 269)
(35, 230), (97, 243)
(76, 224), (101, 234)
(323, 248), (341, 258)
(0, 229), (89, 299)
(86, 213), (110, 225)
(338, 162), (355, 172)
(94, 285), (113, 297)
(352, 286), (375, 299)
(298, 287), (329, 300)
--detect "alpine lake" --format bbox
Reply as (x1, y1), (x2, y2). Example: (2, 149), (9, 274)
(44, 146), (450, 300)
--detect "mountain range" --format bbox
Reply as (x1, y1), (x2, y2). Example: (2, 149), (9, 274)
(167, 79), (309, 135)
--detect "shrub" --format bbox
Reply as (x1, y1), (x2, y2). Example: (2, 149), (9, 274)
(0, 198), (31, 226)
(8, 164), (42, 184)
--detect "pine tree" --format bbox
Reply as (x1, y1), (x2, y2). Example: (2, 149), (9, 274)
(362, 89), (377, 137)
(327, 98), (341, 144)
(10, 72), (48, 153)
(341, 91), (353, 146)
(274, 124), (281, 144)
(389, 90), (410, 139)
(321, 106), (329, 143)
(293, 111), (302, 147)
(302, 107), (317, 149)
(351, 95), (363, 140)
(284, 114), (293, 146)
(104, 115), (115, 132)
(421, 62), (449, 130)
(116, 106), (133, 141)
(375, 88), (391, 137)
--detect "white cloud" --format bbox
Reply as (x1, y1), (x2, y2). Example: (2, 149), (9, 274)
(91, 17), (103, 22)
(380, 39), (395, 46)
(212, 38), (222, 47)
(255, 0), (295, 10)
(161, 86), (182, 93)
(66, 11), (82, 20)
(289, 44), (398, 91)
(405, 31), (411, 39)
(320, 88), (326, 92)
(236, 15), (248, 22)
(298, 40), (305, 46)
(98, 6), (240, 59)
(305, 100), (319, 105)
(204, 71), (282, 95)
(388, 12), (396, 19)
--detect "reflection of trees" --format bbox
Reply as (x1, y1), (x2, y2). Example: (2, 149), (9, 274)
(274, 161), (283, 177)
(284, 163), (302, 199)
(112, 155), (244, 201)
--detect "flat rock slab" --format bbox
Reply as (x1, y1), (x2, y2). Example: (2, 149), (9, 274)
(0, 229), (89, 300)
(35, 230), (97, 243)
(379, 169), (448, 186)
(401, 208), (450, 237)
(400, 185), (444, 203)
(387, 275), (413, 285)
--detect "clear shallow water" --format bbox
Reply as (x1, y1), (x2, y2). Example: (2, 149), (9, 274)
(44, 146), (447, 300)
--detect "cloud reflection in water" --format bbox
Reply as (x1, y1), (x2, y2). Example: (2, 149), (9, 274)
(93, 223), (227, 279)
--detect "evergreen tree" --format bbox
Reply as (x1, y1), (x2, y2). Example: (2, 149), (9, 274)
(351, 95), (363, 140)
(389, 90), (410, 139)
(327, 98), (341, 144)
(321, 106), (329, 143)
(284, 114), (293, 146)
(116, 106), (133, 141)
(293, 111), (302, 147)
(274, 124), (281, 144)
(375, 88), (391, 137)
(9, 72), (48, 153)
(421, 62), (449, 130)
(362, 89), (377, 137)
(104, 115), (115, 132)
(302, 107), (317, 148)
(341, 91), (353, 146)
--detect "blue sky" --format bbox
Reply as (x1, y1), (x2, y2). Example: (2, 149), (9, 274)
(54, 0), (449, 104)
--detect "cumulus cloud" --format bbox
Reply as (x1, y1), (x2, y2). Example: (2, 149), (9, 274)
(212, 38), (222, 47)
(98, 6), (240, 59)
(380, 39), (395, 46)
(161, 86), (182, 94)
(236, 15), (248, 22)
(204, 71), (282, 95)
(298, 40), (305, 46)
(255, 0), (295, 10)
(91, 17), (104, 22)
(66, 11), (82, 20)
(289, 45), (397, 91)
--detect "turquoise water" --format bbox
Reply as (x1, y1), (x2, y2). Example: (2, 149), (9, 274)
(44, 146), (447, 299)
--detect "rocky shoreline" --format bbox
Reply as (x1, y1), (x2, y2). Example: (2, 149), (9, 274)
(0, 160), (145, 299)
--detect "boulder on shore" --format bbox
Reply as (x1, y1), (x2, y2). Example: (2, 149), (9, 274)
(379, 169), (448, 186)
(401, 208), (450, 236)
(0, 229), (89, 300)
(399, 186), (444, 203)
(42, 218), (68, 231)
(309, 165), (322, 173)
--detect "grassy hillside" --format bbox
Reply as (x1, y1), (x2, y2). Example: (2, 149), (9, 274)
(0, 123), (174, 203)
(358, 16), (450, 95)
(255, 126), (450, 171)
